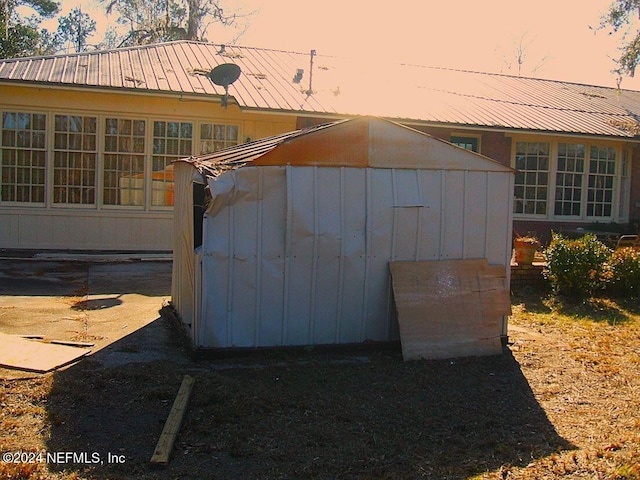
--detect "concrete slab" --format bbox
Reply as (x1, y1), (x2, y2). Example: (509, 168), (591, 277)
(0, 258), (188, 378)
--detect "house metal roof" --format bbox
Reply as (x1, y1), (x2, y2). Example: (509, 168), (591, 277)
(2, 40), (640, 139)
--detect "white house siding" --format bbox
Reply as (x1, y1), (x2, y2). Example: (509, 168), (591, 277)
(0, 208), (172, 250)
(196, 165), (513, 349)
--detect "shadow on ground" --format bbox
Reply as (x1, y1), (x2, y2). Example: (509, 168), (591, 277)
(0, 258), (574, 478)
(44, 340), (574, 479)
(0, 259), (171, 297)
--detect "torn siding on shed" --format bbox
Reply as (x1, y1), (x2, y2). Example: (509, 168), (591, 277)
(194, 165), (514, 348)
(171, 161), (205, 342)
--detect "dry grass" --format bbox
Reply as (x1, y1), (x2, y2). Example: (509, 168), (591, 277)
(1, 292), (640, 479)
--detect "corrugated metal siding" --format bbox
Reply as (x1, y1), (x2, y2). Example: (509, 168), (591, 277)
(2, 41), (640, 137)
(196, 165), (512, 348)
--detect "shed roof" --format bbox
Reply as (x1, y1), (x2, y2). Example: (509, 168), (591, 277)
(180, 116), (514, 176)
(2, 41), (640, 138)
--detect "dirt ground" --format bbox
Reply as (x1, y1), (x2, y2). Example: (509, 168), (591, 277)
(1, 259), (639, 479)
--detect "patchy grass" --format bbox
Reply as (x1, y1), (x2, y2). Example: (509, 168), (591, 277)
(1, 293), (640, 479)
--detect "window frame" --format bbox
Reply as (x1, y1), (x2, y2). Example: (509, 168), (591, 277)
(0, 108), (242, 211)
(51, 113), (99, 207)
(199, 122), (240, 154)
(0, 111), (48, 205)
(450, 133), (481, 153)
(102, 116), (148, 209)
(512, 137), (631, 223)
(151, 119), (194, 208)
(513, 141), (551, 217)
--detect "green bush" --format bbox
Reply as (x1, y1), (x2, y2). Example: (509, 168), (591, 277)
(608, 247), (640, 297)
(543, 233), (612, 297)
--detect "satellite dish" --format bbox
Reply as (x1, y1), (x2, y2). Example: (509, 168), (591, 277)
(208, 63), (241, 108)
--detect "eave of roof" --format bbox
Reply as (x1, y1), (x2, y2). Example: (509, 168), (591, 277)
(2, 41), (640, 139)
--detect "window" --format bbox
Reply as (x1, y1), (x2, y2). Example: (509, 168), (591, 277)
(450, 135), (479, 153)
(1, 112), (46, 203)
(514, 142), (549, 215)
(0, 112), (242, 210)
(200, 123), (239, 154)
(152, 121), (192, 206)
(554, 143), (584, 216)
(514, 140), (628, 221)
(103, 118), (146, 206)
(587, 146), (616, 217)
(619, 149), (630, 222)
(53, 115), (97, 205)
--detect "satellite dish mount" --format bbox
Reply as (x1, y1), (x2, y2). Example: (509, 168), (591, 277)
(208, 63), (242, 108)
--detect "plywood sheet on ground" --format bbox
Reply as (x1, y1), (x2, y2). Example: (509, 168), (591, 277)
(0, 333), (90, 373)
(389, 259), (510, 361)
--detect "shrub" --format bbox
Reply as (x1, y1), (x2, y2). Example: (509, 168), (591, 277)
(608, 247), (640, 297)
(543, 233), (612, 297)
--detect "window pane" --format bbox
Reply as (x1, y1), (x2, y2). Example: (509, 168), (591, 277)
(513, 141), (549, 215)
(53, 114), (98, 205)
(1, 111), (46, 203)
(151, 120), (194, 206)
(450, 136), (479, 152)
(554, 143), (585, 217)
(103, 118), (146, 206)
(587, 145), (616, 219)
(200, 123), (240, 154)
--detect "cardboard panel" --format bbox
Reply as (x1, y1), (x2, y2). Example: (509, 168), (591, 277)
(0, 333), (90, 373)
(389, 259), (510, 361)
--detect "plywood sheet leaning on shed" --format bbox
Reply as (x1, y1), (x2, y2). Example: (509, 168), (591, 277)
(389, 259), (511, 361)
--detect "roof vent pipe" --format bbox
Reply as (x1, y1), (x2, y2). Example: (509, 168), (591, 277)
(306, 49), (316, 96)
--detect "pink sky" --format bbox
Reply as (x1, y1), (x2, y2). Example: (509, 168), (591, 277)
(54, 0), (640, 90)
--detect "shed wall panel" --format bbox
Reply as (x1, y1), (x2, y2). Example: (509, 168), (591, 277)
(442, 170), (465, 258)
(198, 165), (512, 348)
(312, 168), (343, 344)
(416, 171), (443, 260)
(336, 168), (367, 343)
(171, 162), (202, 342)
(486, 172), (515, 270)
(463, 172), (489, 258)
(366, 169), (398, 340)
(229, 168), (261, 347)
(201, 206), (232, 347)
(256, 168), (287, 346)
(285, 167), (316, 345)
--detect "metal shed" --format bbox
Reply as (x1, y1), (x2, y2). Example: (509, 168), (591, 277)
(172, 116), (514, 350)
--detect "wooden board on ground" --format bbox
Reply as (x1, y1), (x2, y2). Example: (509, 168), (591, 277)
(0, 333), (91, 373)
(151, 375), (195, 465)
(389, 259), (511, 361)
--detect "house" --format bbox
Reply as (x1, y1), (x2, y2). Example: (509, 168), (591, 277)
(172, 116), (514, 350)
(1, 40), (640, 251)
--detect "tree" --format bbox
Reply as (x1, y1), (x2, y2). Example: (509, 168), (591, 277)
(56, 7), (97, 53)
(599, 0), (640, 78)
(100, 0), (248, 47)
(1, 0), (60, 58)
(496, 31), (548, 77)
(96, 26), (121, 50)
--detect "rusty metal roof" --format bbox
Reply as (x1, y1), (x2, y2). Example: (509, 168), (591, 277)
(181, 121), (339, 177)
(2, 40), (640, 138)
